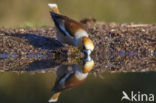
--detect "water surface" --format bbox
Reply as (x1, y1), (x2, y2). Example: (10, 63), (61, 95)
(0, 72), (156, 103)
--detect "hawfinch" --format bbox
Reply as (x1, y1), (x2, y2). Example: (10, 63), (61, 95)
(48, 59), (94, 102)
(48, 4), (94, 58)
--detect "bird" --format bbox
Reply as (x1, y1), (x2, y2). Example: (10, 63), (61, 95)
(48, 59), (94, 102)
(48, 3), (94, 59)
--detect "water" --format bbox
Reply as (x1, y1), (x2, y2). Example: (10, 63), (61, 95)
(0, 72), (156, 103)
(0, 52), (156, 103)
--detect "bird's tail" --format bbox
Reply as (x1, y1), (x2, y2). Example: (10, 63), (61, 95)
(48, 3), (60, 14)
(48, 91), (61, 102)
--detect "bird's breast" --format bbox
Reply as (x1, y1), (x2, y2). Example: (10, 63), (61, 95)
(74, 29), (89, 39)
(75, 71), (88, 80)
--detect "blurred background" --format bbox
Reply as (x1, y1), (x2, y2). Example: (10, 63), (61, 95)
(0, 0), (156, 27)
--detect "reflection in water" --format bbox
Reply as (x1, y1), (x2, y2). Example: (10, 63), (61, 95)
(0, 46), (155, 103)
(0, 50), (155, 72)
(0, 68), (156, 103)
(49, 59), (94, 102)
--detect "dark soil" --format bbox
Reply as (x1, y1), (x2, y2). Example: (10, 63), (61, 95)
(0, 19), (156, 72)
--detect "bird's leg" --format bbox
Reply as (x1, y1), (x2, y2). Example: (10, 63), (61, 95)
(83, 55), (92, 61)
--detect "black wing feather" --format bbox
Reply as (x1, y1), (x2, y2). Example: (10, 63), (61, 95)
(50, 12), (68, 36)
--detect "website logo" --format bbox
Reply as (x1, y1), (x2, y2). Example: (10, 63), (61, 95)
(121, 91), (155, 102)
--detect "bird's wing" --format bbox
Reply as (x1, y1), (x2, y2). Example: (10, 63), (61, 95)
(64, 18), (86, 37)
(50, 12), (70, 36)
(50, 12), (86, 37)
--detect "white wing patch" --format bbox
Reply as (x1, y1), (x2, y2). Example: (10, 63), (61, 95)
(48, 98), (58, 102)
(48, 3), (58, 9)
(59, 73), (71, 85)
(59, 24), (72, 37)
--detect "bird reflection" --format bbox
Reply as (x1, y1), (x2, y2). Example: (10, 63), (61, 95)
(48, 58), (94, 102)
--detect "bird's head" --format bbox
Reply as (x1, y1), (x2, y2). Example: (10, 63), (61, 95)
(81, 36), (94, 57)
(82, 59), (94, 73)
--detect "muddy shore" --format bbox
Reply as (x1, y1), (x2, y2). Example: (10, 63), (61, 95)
(0, 20), (156, 72)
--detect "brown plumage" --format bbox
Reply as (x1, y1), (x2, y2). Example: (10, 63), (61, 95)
(64, 18), (86, 37)
(48, 3), (94, 60)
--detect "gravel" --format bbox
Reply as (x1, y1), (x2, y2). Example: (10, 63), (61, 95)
(0, 19), (156, 72)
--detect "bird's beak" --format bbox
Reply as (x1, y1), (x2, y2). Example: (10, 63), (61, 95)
(83, 49), (92, 61)
(83, 49), (91, 56)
